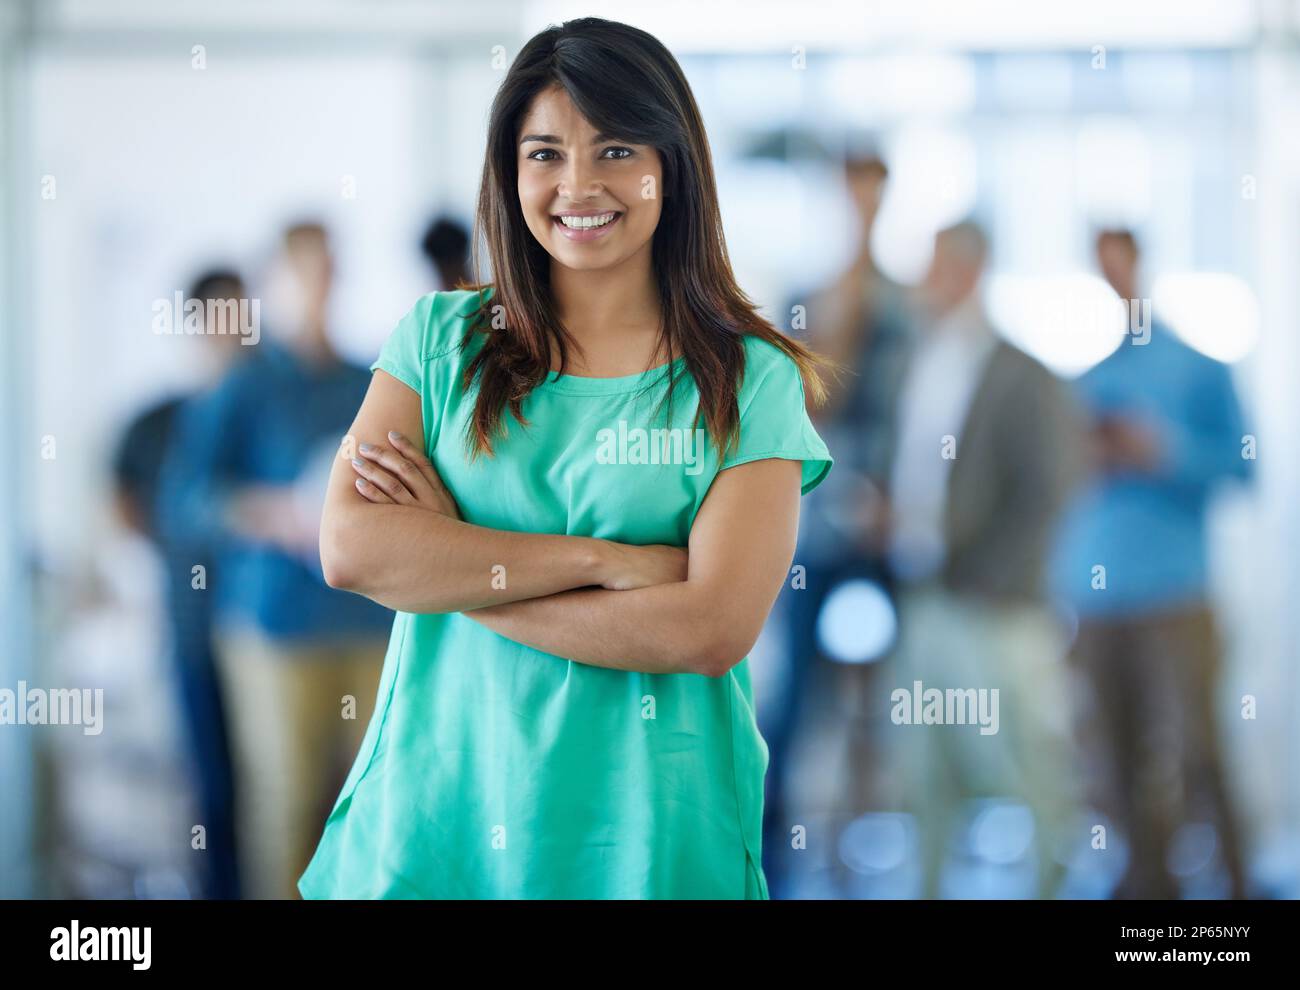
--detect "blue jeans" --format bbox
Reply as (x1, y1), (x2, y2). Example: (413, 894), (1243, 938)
(761, 549), (886, 893)
(165, 552), (240, 899)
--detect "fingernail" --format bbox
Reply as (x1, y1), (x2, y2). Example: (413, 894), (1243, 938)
(358, 442), (374, 453)
(351, 458), (363, 468)
(387, 431), (402, 442)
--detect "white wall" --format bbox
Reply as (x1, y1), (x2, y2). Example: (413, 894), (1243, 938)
(27, 50), (442, 567)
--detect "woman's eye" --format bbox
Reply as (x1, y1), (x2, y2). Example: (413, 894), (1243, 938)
(525, 146), (633, 162)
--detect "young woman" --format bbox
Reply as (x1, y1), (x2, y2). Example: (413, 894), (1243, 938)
(298, 16), (836, 900)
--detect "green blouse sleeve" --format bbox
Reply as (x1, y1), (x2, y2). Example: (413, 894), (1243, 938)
(370, 292), (447, 393)
(721, 340), (834, 496)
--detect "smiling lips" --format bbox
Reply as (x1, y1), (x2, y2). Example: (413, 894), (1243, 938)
(552, 210), (623, 241)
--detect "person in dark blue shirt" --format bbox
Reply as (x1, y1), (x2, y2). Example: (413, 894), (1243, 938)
(765, 153), (913, 895)
(158, 223), (393, 899)
(1051, 228), (1252, 898)
(114, 267), (252, 900)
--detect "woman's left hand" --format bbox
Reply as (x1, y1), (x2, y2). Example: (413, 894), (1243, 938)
(349, 430), (462, 520)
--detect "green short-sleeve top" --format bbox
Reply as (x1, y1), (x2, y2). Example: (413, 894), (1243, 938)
(298, 288), (833, 899)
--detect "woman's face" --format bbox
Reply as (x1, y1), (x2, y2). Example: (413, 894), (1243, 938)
(516, 84), (663, 273)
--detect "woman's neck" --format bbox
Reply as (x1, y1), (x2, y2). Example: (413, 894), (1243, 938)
(547, 252), (666, 375)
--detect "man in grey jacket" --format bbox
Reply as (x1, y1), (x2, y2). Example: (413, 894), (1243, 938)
(887, 220), (1086, 898)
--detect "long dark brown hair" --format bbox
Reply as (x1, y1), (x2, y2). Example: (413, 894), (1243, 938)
(450, 16), (841, 461)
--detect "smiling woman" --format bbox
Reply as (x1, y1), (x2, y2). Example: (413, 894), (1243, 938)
(297, 16), (837, 901)
(516, 99), (658, 269)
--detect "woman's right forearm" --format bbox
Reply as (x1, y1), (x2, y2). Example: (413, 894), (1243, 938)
(320, 501), (608, 614)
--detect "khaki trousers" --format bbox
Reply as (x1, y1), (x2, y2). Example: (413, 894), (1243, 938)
(892, 585), (1081, 899)
(213, 625), (386, 900)
(1068, 605), (1248, 899)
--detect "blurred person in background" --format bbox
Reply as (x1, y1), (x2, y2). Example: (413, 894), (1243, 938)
(420, 214), (472, 291)
(1051, 228), (1252, 899)
(888, 220), (1085, 898)
(158, 223), (393, 899)
(112, 267), (250, 899)
(764, 151), (912, 892)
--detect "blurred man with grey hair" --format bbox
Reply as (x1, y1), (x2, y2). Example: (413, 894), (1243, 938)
(887, 219), (1086, 898)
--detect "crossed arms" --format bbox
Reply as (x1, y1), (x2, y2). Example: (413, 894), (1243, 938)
(318, 369), (803, 678)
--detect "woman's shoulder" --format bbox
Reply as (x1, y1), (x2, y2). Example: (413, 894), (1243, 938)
(739, 330), (792, 366)
(373, 288), (494, 389)
(409, 287), (495, 360)
(735, 331), (807, 401)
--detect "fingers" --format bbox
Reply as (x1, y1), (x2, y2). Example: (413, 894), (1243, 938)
(350, 455), (409, 504)
(356, 441), (429, 500)
(353, 475), (394, 503)
(386, 430), (444, 493)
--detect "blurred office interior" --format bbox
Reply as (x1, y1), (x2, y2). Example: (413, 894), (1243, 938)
(1, 0), (1298, 899)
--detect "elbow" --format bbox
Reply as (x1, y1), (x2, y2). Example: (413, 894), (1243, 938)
(690, 628), (757, 679)
(319, 509), (363, 593)
(678, 596), (764, 678)
(320, 552), (353, 592)
(319, 503), (450, 613)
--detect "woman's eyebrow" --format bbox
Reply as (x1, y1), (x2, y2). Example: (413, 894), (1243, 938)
(519, 132), (621, 145)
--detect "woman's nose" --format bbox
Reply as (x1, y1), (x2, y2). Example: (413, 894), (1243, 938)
(558, 159), (601, 201)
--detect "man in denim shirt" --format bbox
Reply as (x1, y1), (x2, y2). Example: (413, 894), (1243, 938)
(160, 223), (391, 899)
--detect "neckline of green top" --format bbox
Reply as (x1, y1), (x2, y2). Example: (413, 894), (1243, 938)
(538, 354), (689, 396)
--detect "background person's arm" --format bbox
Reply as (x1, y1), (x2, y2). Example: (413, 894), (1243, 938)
(157, 372), (247, 548)
(461, 457), (804, 677)
(319, 369), (676, 614)
(159, 364), (319, 557)
(1154, 353), (1253, 491)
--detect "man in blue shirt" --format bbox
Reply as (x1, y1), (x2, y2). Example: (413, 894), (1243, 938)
(1051, 229), (1252, 898)
(159, 223), (393, 899)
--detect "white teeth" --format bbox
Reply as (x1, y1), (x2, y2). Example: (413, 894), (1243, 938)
(558, 212), (617, 229)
